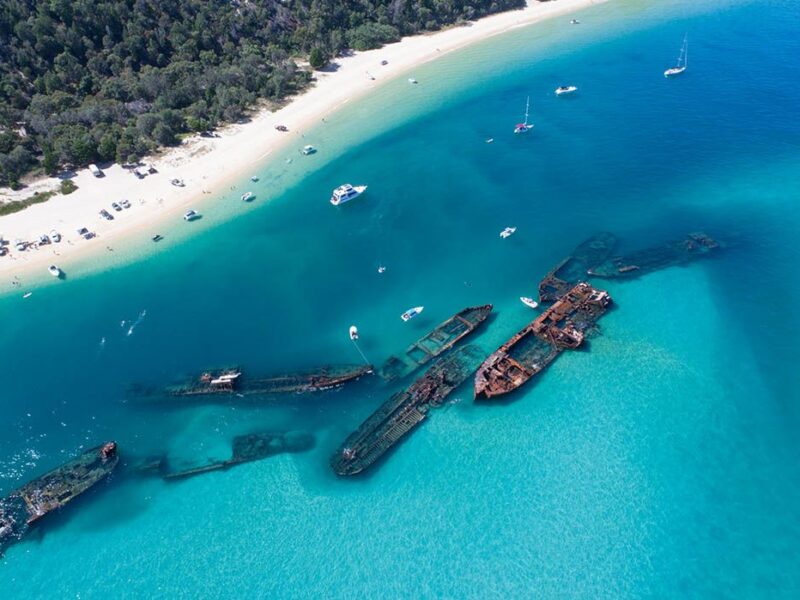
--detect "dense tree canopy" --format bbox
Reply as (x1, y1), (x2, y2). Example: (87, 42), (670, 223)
(0, 0), (525, 187)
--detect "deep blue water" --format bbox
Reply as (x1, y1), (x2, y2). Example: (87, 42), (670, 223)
(1, 0), (799, 596)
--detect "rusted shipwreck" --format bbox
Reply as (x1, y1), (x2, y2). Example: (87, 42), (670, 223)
(474, 283), (611, 400)
(538, 232), (617, 303)
(152, 431), (314, 481)
(588, 232), (719, 279)
(1, 442), (119, 554)
(333, 344), (484, 476)
(379, 304), (492, 381)
(156, 364), (373, 399)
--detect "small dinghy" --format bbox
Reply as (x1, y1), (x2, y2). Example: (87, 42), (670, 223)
(241, 191), (254, 202)
(23, 292), (32, 299)
(520, 297), (539, 309)
(500, 227), (517, 239)
(401, 306), (424, 322)
(349, 326), (359, 341)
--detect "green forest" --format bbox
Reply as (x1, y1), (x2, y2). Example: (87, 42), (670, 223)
(0, 0), (526, 188)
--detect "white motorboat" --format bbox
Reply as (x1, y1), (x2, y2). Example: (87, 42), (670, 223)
(48, 265), (62, 278)
(514, 97), (533, 134)
(500, 227), (517, 239)
(349, 326), (359, 341)
(408, 78), (418, 84)
(486, 138), (494, 144)
(251, 175), (259, 182)
(22, 292), (32, 299)
(401, 306), (424, 322)
(241, 191), (254, 202)
(183, 210), (200, 221)
(520, 297), (539, 309)
(664, 34), (688, 77)
(555, 85), (578, 96)
(302, 145), (317, 155)
(330, 184), (367, 206)
(377, 266), (386, 274)
(570, 18), (580, 25)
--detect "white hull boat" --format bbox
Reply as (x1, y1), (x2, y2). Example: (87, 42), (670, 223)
(331, 184), (367, 206)
(514, 96), (533, 134)
(500, 227), (517, 239)
(48, 265), (62, 278)
(401, 306), (424, 322)
(520, 297), (539, 309)
(349, 326), (359, 341)
(555, 86), (578, 96)
(665, 35), (688, 77)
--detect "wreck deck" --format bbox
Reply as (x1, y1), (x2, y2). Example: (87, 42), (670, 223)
(379, 305), (492, 381)
(333, 345), (485, 476)
(475, 283), (611, 400)
(588, 232), (719, 279)
(538, 232), (617, 303)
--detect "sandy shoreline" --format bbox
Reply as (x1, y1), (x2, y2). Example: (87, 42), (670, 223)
(0, 0), (604, 288)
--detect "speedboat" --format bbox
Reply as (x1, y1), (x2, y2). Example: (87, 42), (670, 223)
(183, 210), (200, 221)
(570, 19), (580, 25)
(401, 306), (424, 322)
(241, 191), (255, 202)
(152, 234), (164, 242)
(555, 85), (578, 96)
(486, 138), (494, 144)
(302, 145), (317, 155)
(408, 78), (418, 84)
(520, 297), (539, 309)
(377, 266), (386, 274)
(330, 184), (367, 206)
(500, 227), (517, 239)
(22, 292), (32, 299)
(251, 175), (259, 182)
(349, 326), (359, 341)
(48, 265), (62, 278)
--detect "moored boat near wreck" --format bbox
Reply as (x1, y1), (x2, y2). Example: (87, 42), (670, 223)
(152, 364), (374, 399)
(333, 345), (485, 476)
(538, 232), (617, 303)
(474, 283), (611, 400)
(1, 442), (119, 555)
(380, 304), (492, 381)
(587, 232), (719, 279)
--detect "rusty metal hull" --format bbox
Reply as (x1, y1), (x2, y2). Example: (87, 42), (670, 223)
(1, 443), (119, 554)
(475, 283), (611, 400)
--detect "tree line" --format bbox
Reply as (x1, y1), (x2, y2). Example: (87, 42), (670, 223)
(0, 0), (525, 188)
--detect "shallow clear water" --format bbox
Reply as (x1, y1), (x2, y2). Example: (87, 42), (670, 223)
(1, 0), (799, 596)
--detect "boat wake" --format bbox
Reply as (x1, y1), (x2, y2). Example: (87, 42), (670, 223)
(126, 310), (148, 337)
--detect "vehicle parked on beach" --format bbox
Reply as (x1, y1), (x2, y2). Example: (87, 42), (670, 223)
(111, 202), (122, 212)
(89, 164), (104, 177)
(100, 209), (114, 220)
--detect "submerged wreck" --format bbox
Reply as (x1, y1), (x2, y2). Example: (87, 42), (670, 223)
(588, 232), (719, 279)
(333, 344), (484, 476)
(157, 431), (314, 480)
(538, 232), (617, 303)
(152, 364), (373, 399)
(474, 283), (611, 400)
(379, 304), (492, 381)
(1, 442), (119, 555)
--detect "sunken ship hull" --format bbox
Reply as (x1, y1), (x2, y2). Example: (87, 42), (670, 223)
(380, 304), (492, 381)
(475, 283), (611, 400)
(1, 442), (119, 554)
(538, 232), (617, 303)
(333, 345), (485, 476)
(588, 232), (719, 279)
(161, 364), (374, 398)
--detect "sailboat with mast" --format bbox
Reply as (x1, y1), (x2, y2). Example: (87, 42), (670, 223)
(514, 97), (533, 134)
(664, 35), (688, 77)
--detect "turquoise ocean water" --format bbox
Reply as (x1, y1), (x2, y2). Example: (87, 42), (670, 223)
(2, 0), (799, 596)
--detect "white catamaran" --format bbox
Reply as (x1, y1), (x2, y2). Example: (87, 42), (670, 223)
(664, 35), (688, 77)
(514, 97), (533, 134)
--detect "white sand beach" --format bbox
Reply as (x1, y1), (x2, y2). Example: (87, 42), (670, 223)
(0, 0), (604, 285)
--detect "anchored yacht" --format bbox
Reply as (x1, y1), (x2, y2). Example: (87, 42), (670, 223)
(330, 184), (367, 206)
